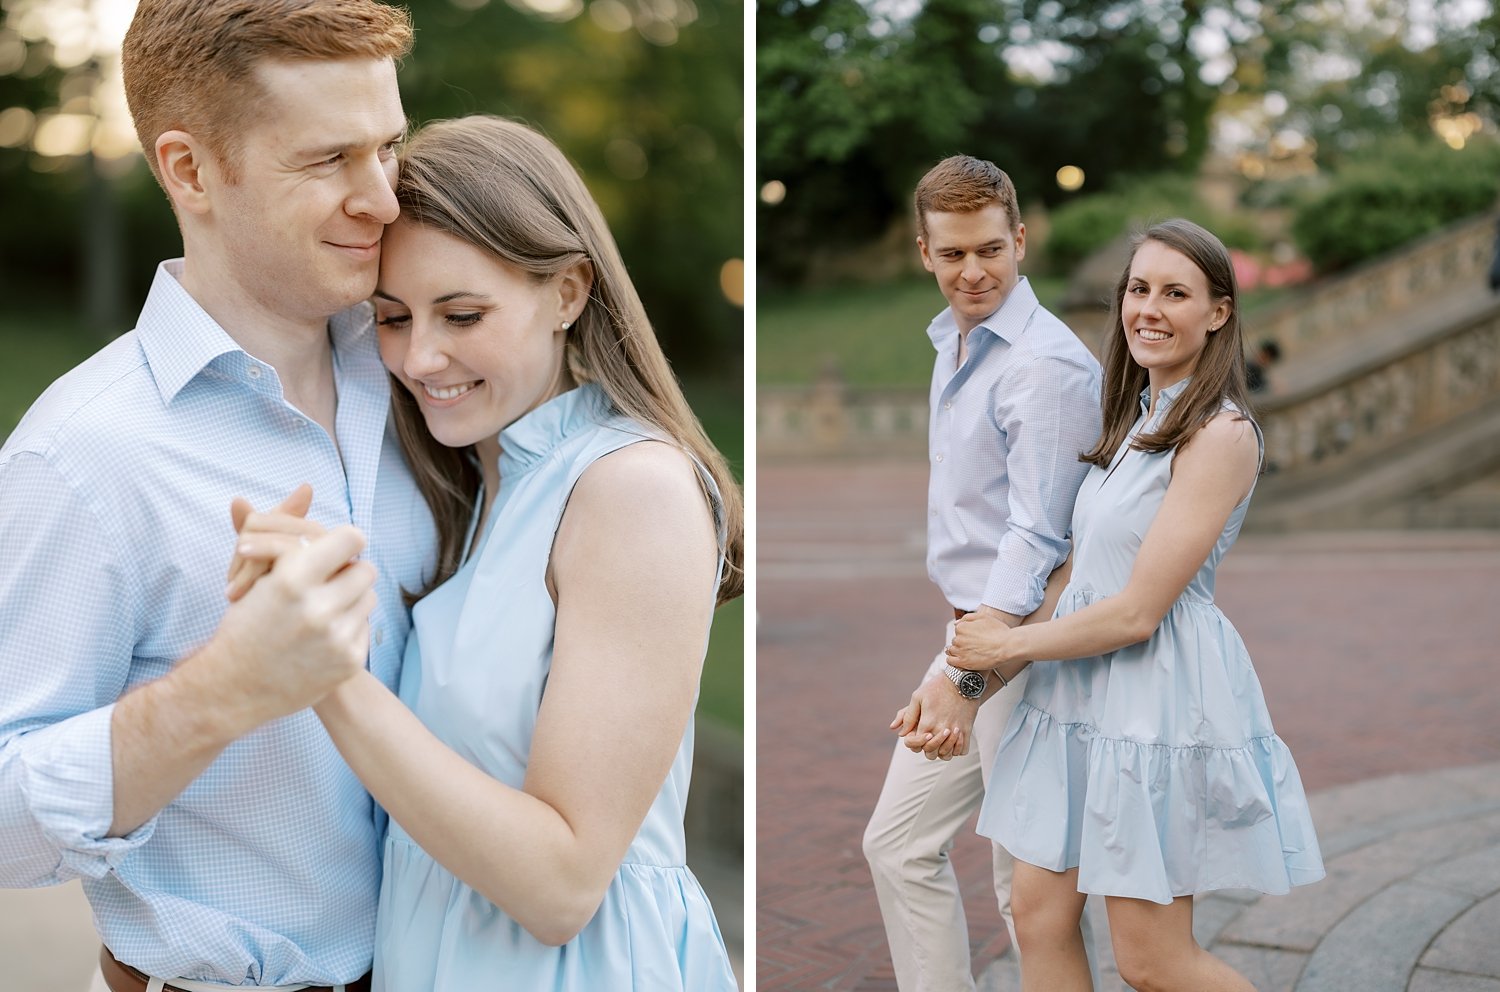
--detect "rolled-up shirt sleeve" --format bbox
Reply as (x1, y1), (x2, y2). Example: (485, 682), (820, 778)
(982, 356), (1101, 616)
(0, 451), (153, 886)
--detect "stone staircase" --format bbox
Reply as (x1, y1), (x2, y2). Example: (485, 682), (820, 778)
(758, 212), (1500, 531)
(1237, 213), (1500, 530)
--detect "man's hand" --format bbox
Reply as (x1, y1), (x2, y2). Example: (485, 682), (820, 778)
(206, 523), (377, 730)
(890, 674), (981, 761)
(106, 497), (374, 837)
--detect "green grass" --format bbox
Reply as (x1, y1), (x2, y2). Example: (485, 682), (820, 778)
(698, 596), (743, 729)
(758, 275), (1068, 387)
(0, 314), (743, 731)
(681, 375), (745, 731)
(0, 311), (100, 437)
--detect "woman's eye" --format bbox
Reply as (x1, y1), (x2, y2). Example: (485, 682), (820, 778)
(446, 312), (484, 326)
(376, 313), (410, 328)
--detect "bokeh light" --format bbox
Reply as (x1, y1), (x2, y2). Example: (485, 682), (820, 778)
(1055, 165), (1084, 191)
(719, 258), (744, 308)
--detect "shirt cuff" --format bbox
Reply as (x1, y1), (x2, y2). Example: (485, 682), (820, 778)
(981, 570), (1047, 619)
(21, 704), (155, 878)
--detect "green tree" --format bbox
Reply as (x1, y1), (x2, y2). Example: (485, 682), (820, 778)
(756, 0), (1227, 286)
(0, 0), (743, 377)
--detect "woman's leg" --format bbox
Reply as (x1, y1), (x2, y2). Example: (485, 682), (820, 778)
(1010, 860), (1091, 992)
(1105, 895), (1253, 992)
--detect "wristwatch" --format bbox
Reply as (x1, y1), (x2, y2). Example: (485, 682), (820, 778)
(942, 664), (987, 699)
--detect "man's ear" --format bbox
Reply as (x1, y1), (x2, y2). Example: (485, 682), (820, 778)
(557, 259), (594, 327)
(156, 130), (215, 216)
(917, 236), (935, 273)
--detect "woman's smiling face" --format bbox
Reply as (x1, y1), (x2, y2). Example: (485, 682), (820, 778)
(373, 218), (585, 451)
(1121, 239), (1231, 391)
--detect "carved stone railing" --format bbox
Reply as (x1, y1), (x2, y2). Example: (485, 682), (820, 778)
(1257, 300), (1500, 484)
(1252, 212), (1497, 362)
(758, 378), (928, 458)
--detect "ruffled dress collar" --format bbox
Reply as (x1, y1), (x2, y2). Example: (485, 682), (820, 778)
(494, 382), (612, 478)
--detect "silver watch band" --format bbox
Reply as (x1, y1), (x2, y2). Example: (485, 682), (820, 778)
(942, 664), (986, 695)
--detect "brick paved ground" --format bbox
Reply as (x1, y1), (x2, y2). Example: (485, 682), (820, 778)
(758, 459), (1500, 991)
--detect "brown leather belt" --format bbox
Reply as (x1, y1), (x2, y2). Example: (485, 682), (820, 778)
(953, 607), (970, 620)
(100, 947), (372, 992)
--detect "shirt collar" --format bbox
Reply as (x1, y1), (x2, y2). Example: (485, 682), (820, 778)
(925, 276), (1039, 353)
(135, 259), (376, 405)
(1139, 376), (1194, 415)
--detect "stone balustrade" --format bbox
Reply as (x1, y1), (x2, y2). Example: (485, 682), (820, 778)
(1257, 302), (1500, 480)
(758, 380), (928, 458)
(1254, 212), (1497, 362)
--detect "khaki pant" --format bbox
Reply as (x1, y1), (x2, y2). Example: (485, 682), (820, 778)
(862, 622), (1102, 991)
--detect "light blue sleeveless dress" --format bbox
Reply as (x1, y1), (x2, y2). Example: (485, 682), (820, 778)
(372, 383), (737, 990)
(977, 379), (1325, 905)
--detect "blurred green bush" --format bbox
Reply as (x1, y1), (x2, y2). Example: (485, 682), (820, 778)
(1045, 174), (1260, 275)
(1291, 137), (1500, 272)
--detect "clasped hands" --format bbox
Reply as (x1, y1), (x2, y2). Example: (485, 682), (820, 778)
(211, 483), (376, 721)
(889, 608), (1022, 762)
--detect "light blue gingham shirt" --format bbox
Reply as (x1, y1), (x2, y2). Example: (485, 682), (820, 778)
(926, 276), (1102, 615)
(0, 260), (436, 985)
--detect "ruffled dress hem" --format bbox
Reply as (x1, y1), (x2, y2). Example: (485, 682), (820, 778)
(978, 698), (1326, 906)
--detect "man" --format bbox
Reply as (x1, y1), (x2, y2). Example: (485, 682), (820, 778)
(0, 2), (434, 989)
(1245, 337), (1281, 394)
(861, 155), (1104, 991)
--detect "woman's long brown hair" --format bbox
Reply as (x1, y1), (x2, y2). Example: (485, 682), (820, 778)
(389, 115), (744, 604)
(1082, 218), (1253, 468)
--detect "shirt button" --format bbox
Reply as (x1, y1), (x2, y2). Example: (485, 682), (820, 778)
(294, 418), (306, 429)
(935, 453), (944, 462)
(247, 366), (262, 379)
(944, 401), (952, 410)
(374, 627), (384, 646)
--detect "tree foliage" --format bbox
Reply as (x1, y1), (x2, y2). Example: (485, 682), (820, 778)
(757, 0), (1225, 285)
(1225, 0), (1500, 168)
(758, 0), (1500, 287)
(0, 0), (743, 374)
(1291, 136), (1500, 272)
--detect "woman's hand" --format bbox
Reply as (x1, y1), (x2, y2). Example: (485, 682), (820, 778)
(225, 484), (327, 601)
(947, 613), (1020, 670)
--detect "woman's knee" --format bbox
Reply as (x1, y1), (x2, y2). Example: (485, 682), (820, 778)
(1112, 945), (1164, 992)
(1010, 865), (1083, 949)
(1108, 898), (1195, 992)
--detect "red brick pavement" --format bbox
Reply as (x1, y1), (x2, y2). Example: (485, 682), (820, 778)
(757, 459), (1500, 991)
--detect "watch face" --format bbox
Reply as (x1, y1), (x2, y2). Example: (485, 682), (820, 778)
(958, 670), (986, 698)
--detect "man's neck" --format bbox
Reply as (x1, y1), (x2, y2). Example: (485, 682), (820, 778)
(177, 255), (341, 430)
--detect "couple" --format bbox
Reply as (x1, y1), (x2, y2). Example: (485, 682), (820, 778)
(863, 156), (1325, 990)
(0, 1), (741, 990)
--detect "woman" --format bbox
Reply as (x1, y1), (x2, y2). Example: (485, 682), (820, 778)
(946, 219), (1323, 990)
(232, 115), (741, 990)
